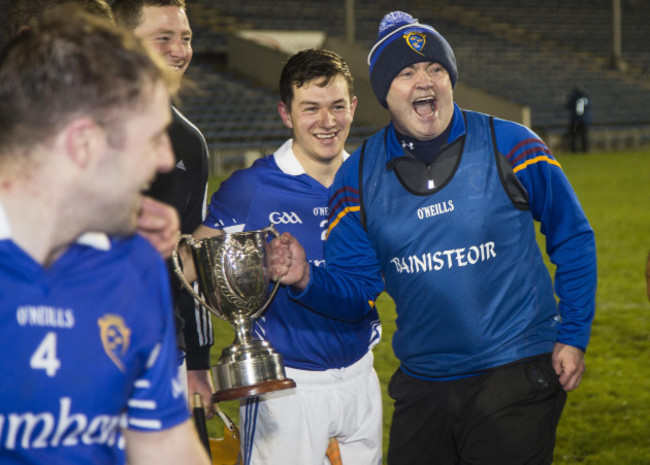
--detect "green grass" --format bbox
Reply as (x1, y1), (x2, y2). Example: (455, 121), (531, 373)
(205, 149), (650, 463)
(548, 150), (650, 464)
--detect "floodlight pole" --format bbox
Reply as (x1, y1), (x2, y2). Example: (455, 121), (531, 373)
(345, 0), (355, 44)
(611, 0), (626, 71)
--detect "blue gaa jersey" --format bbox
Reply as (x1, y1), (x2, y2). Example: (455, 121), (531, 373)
(0, 207), (189, 464)
(204, 139), (381, 371)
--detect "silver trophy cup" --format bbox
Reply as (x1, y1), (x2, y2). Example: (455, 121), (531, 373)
(172, 225), (295, 402)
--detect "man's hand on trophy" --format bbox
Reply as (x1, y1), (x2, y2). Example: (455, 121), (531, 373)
(175, 225), (225, 284)
(267, 232), (310, 291)
(137, 196), (180, 258)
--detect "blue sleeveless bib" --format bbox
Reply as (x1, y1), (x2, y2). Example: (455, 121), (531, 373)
(359, 111), (557, 378)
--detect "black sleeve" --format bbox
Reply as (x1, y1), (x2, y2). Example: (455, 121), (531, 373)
(146, 107), (214, 367)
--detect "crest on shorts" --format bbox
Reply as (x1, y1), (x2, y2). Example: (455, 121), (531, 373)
(404, 32), (426, 56)
(98, 314), (131, 372)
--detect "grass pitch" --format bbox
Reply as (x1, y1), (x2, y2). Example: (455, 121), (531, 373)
(205, 149), (650, 463)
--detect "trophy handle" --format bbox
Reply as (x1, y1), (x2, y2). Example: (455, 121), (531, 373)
(251, 224), (283, 320)
(171, 234), (222, 318)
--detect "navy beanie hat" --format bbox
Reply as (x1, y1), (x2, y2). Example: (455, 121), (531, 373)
(368, 11), (458, 108)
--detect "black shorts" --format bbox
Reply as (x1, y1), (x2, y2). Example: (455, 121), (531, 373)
(387, 354), (567, 465)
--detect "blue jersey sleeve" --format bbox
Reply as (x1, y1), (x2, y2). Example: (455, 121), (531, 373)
(204, 162), (261, 231)
(125, 241), (189, 431)
(494, 119), (597, 351)
(291, 151), (385, 322)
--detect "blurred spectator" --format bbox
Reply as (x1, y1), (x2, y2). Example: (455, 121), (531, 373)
(566, 86), (592, 153)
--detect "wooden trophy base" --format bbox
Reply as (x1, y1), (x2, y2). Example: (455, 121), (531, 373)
(212, 378), (296, 403)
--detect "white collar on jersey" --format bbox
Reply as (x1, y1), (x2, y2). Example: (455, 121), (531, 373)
(273, 139), (350, 176)
(0, 201), (110, 250)
(76, 232), (111, 250)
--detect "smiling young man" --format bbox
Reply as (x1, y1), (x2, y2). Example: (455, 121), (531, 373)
(112, 0), (213, 416)
(187, 49), (383, 465)
(0, 7), (209, 464)
(268, 11), (597, 465)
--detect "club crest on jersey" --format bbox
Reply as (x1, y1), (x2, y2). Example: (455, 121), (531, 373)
(98, 314), (131, 372)
(404, 32), (426, 56)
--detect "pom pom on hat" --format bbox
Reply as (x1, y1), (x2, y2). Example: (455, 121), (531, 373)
(378, 11), (418, 35)
(368, 11), (458, 108)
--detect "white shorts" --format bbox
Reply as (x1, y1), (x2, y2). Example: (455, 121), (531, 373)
(240, 351), (383, 465)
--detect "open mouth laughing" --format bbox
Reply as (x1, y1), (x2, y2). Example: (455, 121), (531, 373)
(413, 96), (436, 117)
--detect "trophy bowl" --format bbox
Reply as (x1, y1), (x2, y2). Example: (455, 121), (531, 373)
(172, 225), (295, 402)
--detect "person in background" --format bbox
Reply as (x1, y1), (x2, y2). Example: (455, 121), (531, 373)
(184, 49), (383, 465)
(0, 6), (209, 464)
(112, 0), (214, 417)
(268, 11), (597, 465)
(566, 86), (592, 153)
(5, 0), (181, 260)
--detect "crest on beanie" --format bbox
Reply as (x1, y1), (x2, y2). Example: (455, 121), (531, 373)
(369, 10), (459, 107)
(405, 32), (426, 56)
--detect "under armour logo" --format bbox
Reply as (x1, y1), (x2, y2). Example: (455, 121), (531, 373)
(401, 140), (414, 151)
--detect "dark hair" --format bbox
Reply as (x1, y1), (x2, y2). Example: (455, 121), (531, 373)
(0, 5), (171, 153)
(279, 49), (354, 109)
(111, 0), (187, 30)
(7, 0), (115, 37)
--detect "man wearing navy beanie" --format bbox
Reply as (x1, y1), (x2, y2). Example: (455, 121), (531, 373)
(368, 11), (457, 108)
(267, 10), (597, 465)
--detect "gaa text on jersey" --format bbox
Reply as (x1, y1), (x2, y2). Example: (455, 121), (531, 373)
(16, 306), (75, 329)
(268, 211), (303, 224)
(390, 241), (496, 273)
(417, 200), (454, 220)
